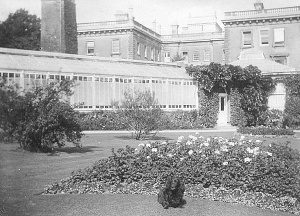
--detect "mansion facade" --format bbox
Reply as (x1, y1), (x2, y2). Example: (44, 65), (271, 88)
(76, 12), (225, 65)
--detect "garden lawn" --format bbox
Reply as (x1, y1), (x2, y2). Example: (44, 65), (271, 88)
(0, 131), (299, 216)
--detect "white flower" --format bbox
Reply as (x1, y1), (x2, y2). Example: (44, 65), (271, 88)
(240, 136), (245, 140)
(188, 150), (193, 155)
(255, 140), (262, 143)
(198, 136), (204, 139)
(161, 141), (167, 145)
(246, 147), (253, 154)
(177, 136), (184, 142)
(167, 153), (173, 158)
(188, 135), (197, 141)
(135, 148), (138, 151)
(203, 142), (209, 147)
(266, 152), (273, 157)
(186, 141), (192, 145)
(206, 138), (211, 142)
(195, 132), (199, 135)
(138, 143), (145, 147)
(223, 161), (228, 166)
(220, 145), (228, 152)
(228, 142), (235, 146)
(146, 143), (151, 148)
(152, 148), (157, 152)
(244, 157), (252, 163)
(253, 147), (260, 155)
(180, 157), (184, 161)
(269, 144), (272, 147)
(215, 150), (221, 154)
(146, 156), (151, 159)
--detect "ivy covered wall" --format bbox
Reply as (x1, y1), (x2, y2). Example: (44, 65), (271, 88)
(283, 74), (300, 129)
(186, 63), (275, 127)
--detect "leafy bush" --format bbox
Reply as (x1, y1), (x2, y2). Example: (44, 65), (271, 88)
(119, 90), (163, 140)
(0, 78), (82, 152)
(237, 126), (294, 136)
(45, 135), (300, 202)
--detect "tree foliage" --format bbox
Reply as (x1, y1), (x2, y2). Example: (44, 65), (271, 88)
(0, 78), (82, 152)
(120, 90), (163, 140)
(186, 63), (275, 126)
(0, 9), (40, 50)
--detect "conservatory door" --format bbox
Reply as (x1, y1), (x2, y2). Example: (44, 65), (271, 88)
(217, 93), (229, 126)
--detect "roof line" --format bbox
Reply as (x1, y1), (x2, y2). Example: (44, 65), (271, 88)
(0, 48), (181, 68)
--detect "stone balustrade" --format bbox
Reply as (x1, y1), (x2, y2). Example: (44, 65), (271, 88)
(224, 6), (300, 18)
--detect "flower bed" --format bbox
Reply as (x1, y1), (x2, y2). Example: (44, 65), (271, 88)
(44, 135), (300, 214)
(238, 126), (295, 136)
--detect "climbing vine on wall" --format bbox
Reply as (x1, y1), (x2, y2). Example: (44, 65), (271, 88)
(186, 63), (275, 126)
(197, 90), (219, 128)
(230, 89), (247, 127)
(283, 74), (300, 128)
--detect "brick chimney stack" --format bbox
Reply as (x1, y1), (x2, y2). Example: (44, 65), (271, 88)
(41, 0), (78, 54)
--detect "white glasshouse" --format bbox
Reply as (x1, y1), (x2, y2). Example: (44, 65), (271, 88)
(0, 48), (198, 111)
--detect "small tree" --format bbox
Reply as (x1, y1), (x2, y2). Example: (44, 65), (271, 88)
(0, 78), (82, 152)
(120, 90), (163, 140)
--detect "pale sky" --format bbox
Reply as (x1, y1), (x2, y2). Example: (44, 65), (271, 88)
(0, 0), (299, 33)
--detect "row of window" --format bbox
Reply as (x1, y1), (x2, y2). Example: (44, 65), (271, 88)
(86, 39), (120, 55)
(76, 104), (196, 109)
(0, 72), (196, 86)
(163, 51), (211, 62)
(242, 28), (285, 47)
(0, 72), (20, 78)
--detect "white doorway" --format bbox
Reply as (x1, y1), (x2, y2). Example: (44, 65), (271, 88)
(217, 93), (229, 126)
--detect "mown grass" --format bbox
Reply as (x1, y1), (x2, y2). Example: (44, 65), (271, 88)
(0, 131), (299, 216)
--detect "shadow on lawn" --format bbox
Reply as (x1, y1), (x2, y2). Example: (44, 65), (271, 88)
(49, 145), (102, 155)
(115, 135), (173, 141)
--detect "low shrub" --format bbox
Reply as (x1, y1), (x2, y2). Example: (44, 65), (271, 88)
(45, 135), (300, 204)
(79, 110), (205, 131)
(259, 109), (284, 128)
(238, 126), (294, 136)
(79, 111), (127, 131)
(160, 110), (203, 130)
